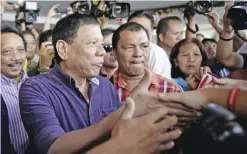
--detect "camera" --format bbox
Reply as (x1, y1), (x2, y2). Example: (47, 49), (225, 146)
(227, 1), (247, 41)
(70, 1), (130, 19)
(182, 104), (247, 154)
(16, 1), (39, 25)
(184, 0), (225, 16)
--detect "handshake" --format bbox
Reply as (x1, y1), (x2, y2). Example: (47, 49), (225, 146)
(88, 69), (207, 154)
(88, 68), (247, 154)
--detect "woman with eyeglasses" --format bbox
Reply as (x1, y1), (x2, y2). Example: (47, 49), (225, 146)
(170, 38), (216, 91)
(100, 28), (118, 79)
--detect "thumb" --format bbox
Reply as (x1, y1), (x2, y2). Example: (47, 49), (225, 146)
(134, 68), (152, 92)
(121, 97), (135, 120)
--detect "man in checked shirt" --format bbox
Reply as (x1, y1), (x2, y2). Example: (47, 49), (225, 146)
(111, 22), (183, 102)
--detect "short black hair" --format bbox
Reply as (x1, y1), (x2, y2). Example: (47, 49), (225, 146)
(112, 22), (149, 50)
(101, 28), (115, 38)
(202, 38), (217, 45)
(156, 16), (182, 44)
(52, 13), (99, 63)
(1, 25), (26, 50)
(128, 11), (154, 29)
(170, 38), (208, 79)
(38, 29), (53, 49)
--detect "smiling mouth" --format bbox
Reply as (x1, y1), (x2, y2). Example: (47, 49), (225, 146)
(8, 63), (23, 70)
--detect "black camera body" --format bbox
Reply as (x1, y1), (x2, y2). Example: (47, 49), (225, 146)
(227, 1), (247, 31)
(227, 1), (247, 41)
(184, 0), (225, 17)
(71, 1), (130, 19)
(182, 104), (247, 154)
(16, 1), (39, 25)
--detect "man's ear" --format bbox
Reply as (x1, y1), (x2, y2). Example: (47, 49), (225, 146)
(112, 48), (117, 59)
(56, 40), (69, 60)
(158, 33), (164, 42)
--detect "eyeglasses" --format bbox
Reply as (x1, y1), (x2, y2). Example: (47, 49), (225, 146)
(103, 44), (113, 52)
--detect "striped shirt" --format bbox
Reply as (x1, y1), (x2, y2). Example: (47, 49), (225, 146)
(1, 72), (29, 154)
(112, 70), (183, 102)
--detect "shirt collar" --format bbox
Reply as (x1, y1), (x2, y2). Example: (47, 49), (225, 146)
(1, 70), (28, 84)
(50, 64), (100, 88)
(113, 69), (159, 89)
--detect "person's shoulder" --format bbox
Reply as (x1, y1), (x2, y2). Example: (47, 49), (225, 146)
(22, 73), (51, 87)
(153, 72), (173, 82)
(153, 73), (183, 90)
(151, 43), (166, 53)
(150, 43), (169, 58)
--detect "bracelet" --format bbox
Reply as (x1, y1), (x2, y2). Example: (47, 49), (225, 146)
(219, 36), (233, 41)
(227, 87), (240, 112)
(186, 24), (199, 34)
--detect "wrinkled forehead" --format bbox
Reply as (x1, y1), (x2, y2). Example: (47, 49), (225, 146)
(77, 24), (103, 40)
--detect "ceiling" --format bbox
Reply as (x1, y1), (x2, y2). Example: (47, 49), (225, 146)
(3, 1), (226, 30)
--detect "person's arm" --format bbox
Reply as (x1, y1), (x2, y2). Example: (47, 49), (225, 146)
(43, 4), (60, 32)
(19, 78), (125, 154)
(216, 4), (244, 69)
(201, 88), (247, 118)
(186, 15), (197, 39)
(87, 98), (181, 154)
(158, 87), (247, 118)
(206, 11), (222, 34)
(20, 22), (26, 32)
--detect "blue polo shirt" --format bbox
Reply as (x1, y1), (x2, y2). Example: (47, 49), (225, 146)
(19, 64), (121, 154)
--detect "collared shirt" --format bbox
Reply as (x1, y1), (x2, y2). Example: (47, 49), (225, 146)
(149, 43), (172, 79)
(1, 71), (29, 154)
(19, 64), (121, 154)
(112, 70), (183, 102)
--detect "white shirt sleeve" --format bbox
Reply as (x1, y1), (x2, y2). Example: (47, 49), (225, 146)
(149, 43), (172, 79)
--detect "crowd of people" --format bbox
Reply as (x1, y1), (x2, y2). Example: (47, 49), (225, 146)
(1, 1), (247, 154)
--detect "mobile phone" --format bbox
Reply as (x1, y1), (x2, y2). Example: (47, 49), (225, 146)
(56, 6), (68, 14)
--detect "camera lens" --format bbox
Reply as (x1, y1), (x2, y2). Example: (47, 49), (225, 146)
(195, 1), (212, 14)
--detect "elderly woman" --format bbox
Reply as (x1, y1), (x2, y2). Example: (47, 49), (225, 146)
(170, 38), (214, 91)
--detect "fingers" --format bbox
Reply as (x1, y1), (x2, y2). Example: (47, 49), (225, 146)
(158, 129), (182, 147)
(200, 67), (207, 77)
(177, 116), (199, 123)
(213, 78), (227, 85)
(186, 73), (194, 81)
(130, 68), (152, 95)
(145, 107), (168, 124)
(163, 102), (195, 112)
(121, 97), (135, 120)
(159, 141), (175, 151)
(166, 107), (200, 117)
(155, 116), (178, 132)
(53, 4), (60, 8)
(157, 93), (182, 104)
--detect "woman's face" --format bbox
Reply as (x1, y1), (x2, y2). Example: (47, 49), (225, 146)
(174, 43), (203, 77)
